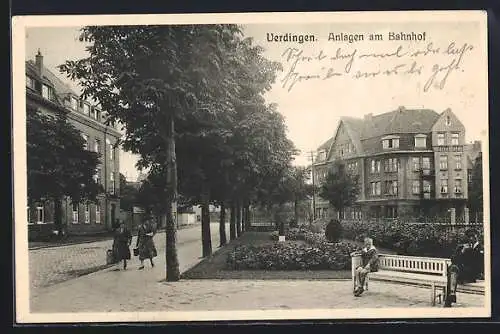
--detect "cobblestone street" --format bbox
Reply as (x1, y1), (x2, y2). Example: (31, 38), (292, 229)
(29, 223), (224, 295)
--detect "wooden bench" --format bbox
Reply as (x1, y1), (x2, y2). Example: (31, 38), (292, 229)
(351, 253), (485, 306)
(352, 254), (451, 306)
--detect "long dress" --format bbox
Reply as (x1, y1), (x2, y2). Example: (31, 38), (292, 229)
(136, 222), (157, 261)
(113, 228), (132, 261)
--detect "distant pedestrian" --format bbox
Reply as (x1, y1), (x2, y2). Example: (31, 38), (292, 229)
(351, 237), (379, 297)
(135, 216), (158, 270)
(113, 221), (132, 270)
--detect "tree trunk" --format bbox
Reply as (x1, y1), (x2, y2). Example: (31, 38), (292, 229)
(165, 114), (180, 281)
(294, 198), (299, 227)
(201, 182), (212, 257)
(244, 204), (251, 231)
(219, 202), (227, 247)
(54, 197), (64, 239)
(236, 201), (242, 237)
(229, 203), (236, 240)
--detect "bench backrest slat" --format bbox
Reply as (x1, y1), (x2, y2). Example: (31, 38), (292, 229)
(377, 254), (450, 276)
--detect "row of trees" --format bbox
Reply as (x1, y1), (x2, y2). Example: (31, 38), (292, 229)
(58, 25), (302, 281)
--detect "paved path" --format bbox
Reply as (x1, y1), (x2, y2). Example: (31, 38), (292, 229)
(29, 223), (225, 294)
(30, 272), (484, 313)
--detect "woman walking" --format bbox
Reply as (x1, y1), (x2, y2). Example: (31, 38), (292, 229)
(135, 216), (158, 270)
(113, 221), (132, 270)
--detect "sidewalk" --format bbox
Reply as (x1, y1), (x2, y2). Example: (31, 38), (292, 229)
(30, 262), (484, 314)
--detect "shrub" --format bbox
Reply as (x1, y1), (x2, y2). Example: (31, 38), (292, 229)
(341, 219), (483, 257)
(325, 219), (343, 242)
(226, 241), (361, 271)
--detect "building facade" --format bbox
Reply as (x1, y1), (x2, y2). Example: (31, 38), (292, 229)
(312, 106), (482, 222)
(26, 51), (121, 235)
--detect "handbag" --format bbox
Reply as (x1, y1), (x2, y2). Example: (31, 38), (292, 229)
(106, 249), (115, 265)
(133, 248), (139, 256)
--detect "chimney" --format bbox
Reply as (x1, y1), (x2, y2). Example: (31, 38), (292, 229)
(35, 49), (43, 73)
(398, 106), (405, 113)
(364, 113), (373, 121)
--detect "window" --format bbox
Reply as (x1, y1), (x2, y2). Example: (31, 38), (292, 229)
(95, 109), (101, 121)
(95, 204), (101, 224)
(382, 138), (399, 149)
(391, 181), (398, 195)
(42, 84), (52, 100)
(439, 155), (448, 170)
(437, 133), (445, 146)
(412, 180), (421, 194)
(454, 180), (462, 194)
(440, 179), (448, 194)
(71, 97), (78, 110)
(83, 103), (91, 116)
(376, 182), (381, 195)
(371, 160), (376, 173)
(455, 155), (462, 169)
(423, 180), (431, 193)
(82, 134), (89, 150)
(412, 157), (420, 171)
(36, 206), (44, 224)
(468, 171), (473, 183)
(446, 116), (451, 126)
(72, 203), (79, 224)
(385, 181), (397, 195)
(415, 135), (427, 148)
(27, 206), (31, 225)
(94, 139), (101, 153)
(376, 161), (381, 173)
(110, 172), (115, 194)
(371, 182), (376, 196)
(385, 158), (398, 172)
(84, 204), (90, 224)
(90, 108), (97, 120)
(451, 133), (459, 145)
(109, 144), (114, 160)
(26, 76), (35, 89)
(94, 167), (101, 184)
(422, 157), (431, 170)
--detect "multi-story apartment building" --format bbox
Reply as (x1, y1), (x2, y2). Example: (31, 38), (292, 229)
(26, 50), (121, 234)
(312, 106), (481, 222)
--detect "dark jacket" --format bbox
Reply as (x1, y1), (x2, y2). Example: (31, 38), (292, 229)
(113, 227), (132, 261)
(451, 241), (483, 283)
(361, 246), (379, 272)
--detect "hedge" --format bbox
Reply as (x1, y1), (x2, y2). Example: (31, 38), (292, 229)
(341, 220), (483, 258)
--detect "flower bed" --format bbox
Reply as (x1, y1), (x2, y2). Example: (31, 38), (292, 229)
(341, 219), (483, 258)
(226, 241), (360, 271)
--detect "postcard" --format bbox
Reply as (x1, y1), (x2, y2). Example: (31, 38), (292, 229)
(12, 10), (490, 323)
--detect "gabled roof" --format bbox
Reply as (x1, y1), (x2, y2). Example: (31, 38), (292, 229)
(26, 59), (76, 97)
(317, 107), (442, 154)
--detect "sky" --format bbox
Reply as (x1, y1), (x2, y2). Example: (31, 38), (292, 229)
(25, 19), (488, 176)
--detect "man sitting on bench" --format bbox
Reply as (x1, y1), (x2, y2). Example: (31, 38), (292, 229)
(353, 237), (379, 297)
(447, 229), (484, 305)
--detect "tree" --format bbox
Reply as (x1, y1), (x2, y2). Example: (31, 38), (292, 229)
(60, 25), (247, 281)
(27, 108), (101, 235)
(119, 173), (140, 212)
(468, 152), (483, 221)
(319, 160), (360, 219)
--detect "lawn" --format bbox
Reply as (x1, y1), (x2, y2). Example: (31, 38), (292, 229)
(181, 231), (352, 280)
